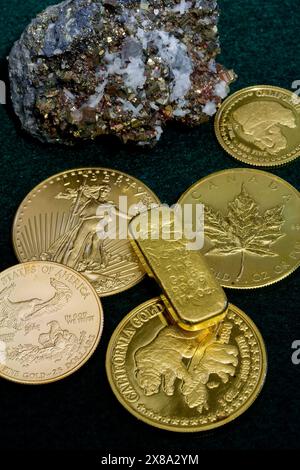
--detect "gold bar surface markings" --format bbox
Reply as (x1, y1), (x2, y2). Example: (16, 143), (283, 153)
(130, 207), (228, 331)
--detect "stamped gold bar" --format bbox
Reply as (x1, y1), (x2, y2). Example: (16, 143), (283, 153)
(129, 207), (228, 331)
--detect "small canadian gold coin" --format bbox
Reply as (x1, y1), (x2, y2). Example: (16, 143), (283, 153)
(13, 168), (160, 297)
(0, 261), (103, 384)
(215, 85), (300, 166)
(178, 168), (300, 289)
(106, 298), (267, 432)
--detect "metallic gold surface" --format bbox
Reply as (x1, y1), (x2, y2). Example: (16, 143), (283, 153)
(178, 168), (300, 289)
(0, 262), (103, 384)
(215, 85), (300, 166)
(13, 168), (160, 297)
(129, 207), (228, 330)
(106, 298), (267, 432)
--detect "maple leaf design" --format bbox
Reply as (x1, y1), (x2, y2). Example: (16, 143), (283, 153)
(204, 184), (285, 281)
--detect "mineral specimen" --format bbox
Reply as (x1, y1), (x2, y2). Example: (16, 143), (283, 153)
(9, 0), (235, 146)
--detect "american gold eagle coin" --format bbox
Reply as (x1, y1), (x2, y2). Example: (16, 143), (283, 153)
(0, 262), (103, 384)
(13, 168), (160, 297)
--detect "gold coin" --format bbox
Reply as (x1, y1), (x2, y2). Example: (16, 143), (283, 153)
(13, 168), (160, 297)
(0, 261), (103, 384)
(178, 168), (300, 289)
(215, 85), (300, 166)
(106, 298), (267, 432)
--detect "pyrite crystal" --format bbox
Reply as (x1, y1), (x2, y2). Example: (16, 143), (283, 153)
(9, 0), (235, 146)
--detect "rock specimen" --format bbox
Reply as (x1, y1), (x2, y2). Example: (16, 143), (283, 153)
(9, 0), (235, 146)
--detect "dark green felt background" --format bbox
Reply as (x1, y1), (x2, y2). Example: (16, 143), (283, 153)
(0, 0), (299, 452)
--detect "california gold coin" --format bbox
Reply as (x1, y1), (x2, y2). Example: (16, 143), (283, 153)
(13, 168), (160, 297)
(178, 168), (300, 289)
(215, 85), (300, 166)
(0, 262), (103, 384)
(106, 298), (267, 432)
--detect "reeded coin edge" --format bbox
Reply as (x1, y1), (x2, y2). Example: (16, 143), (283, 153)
(0, 261), (104, 385)
(178, 168), (300, 290)
(215, 85), (300, 167)
(106, 298), (267, 433)
(12, 167), (161, 297)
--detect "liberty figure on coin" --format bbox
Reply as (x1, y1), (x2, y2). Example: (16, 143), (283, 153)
(42, 183), (128, 273)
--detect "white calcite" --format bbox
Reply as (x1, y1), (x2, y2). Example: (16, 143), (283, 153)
(202, 100), (217, 116)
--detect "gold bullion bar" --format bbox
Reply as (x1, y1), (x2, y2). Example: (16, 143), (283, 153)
(129, 206), (228, 331)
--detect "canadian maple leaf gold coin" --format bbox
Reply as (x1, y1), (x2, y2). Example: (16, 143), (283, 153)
(0, 262), (103, 384)
(106, 298), (267, 432)
(13, 168), (160, 297)
(178, 168), (300, 289)
(215, 85), (300, 166)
